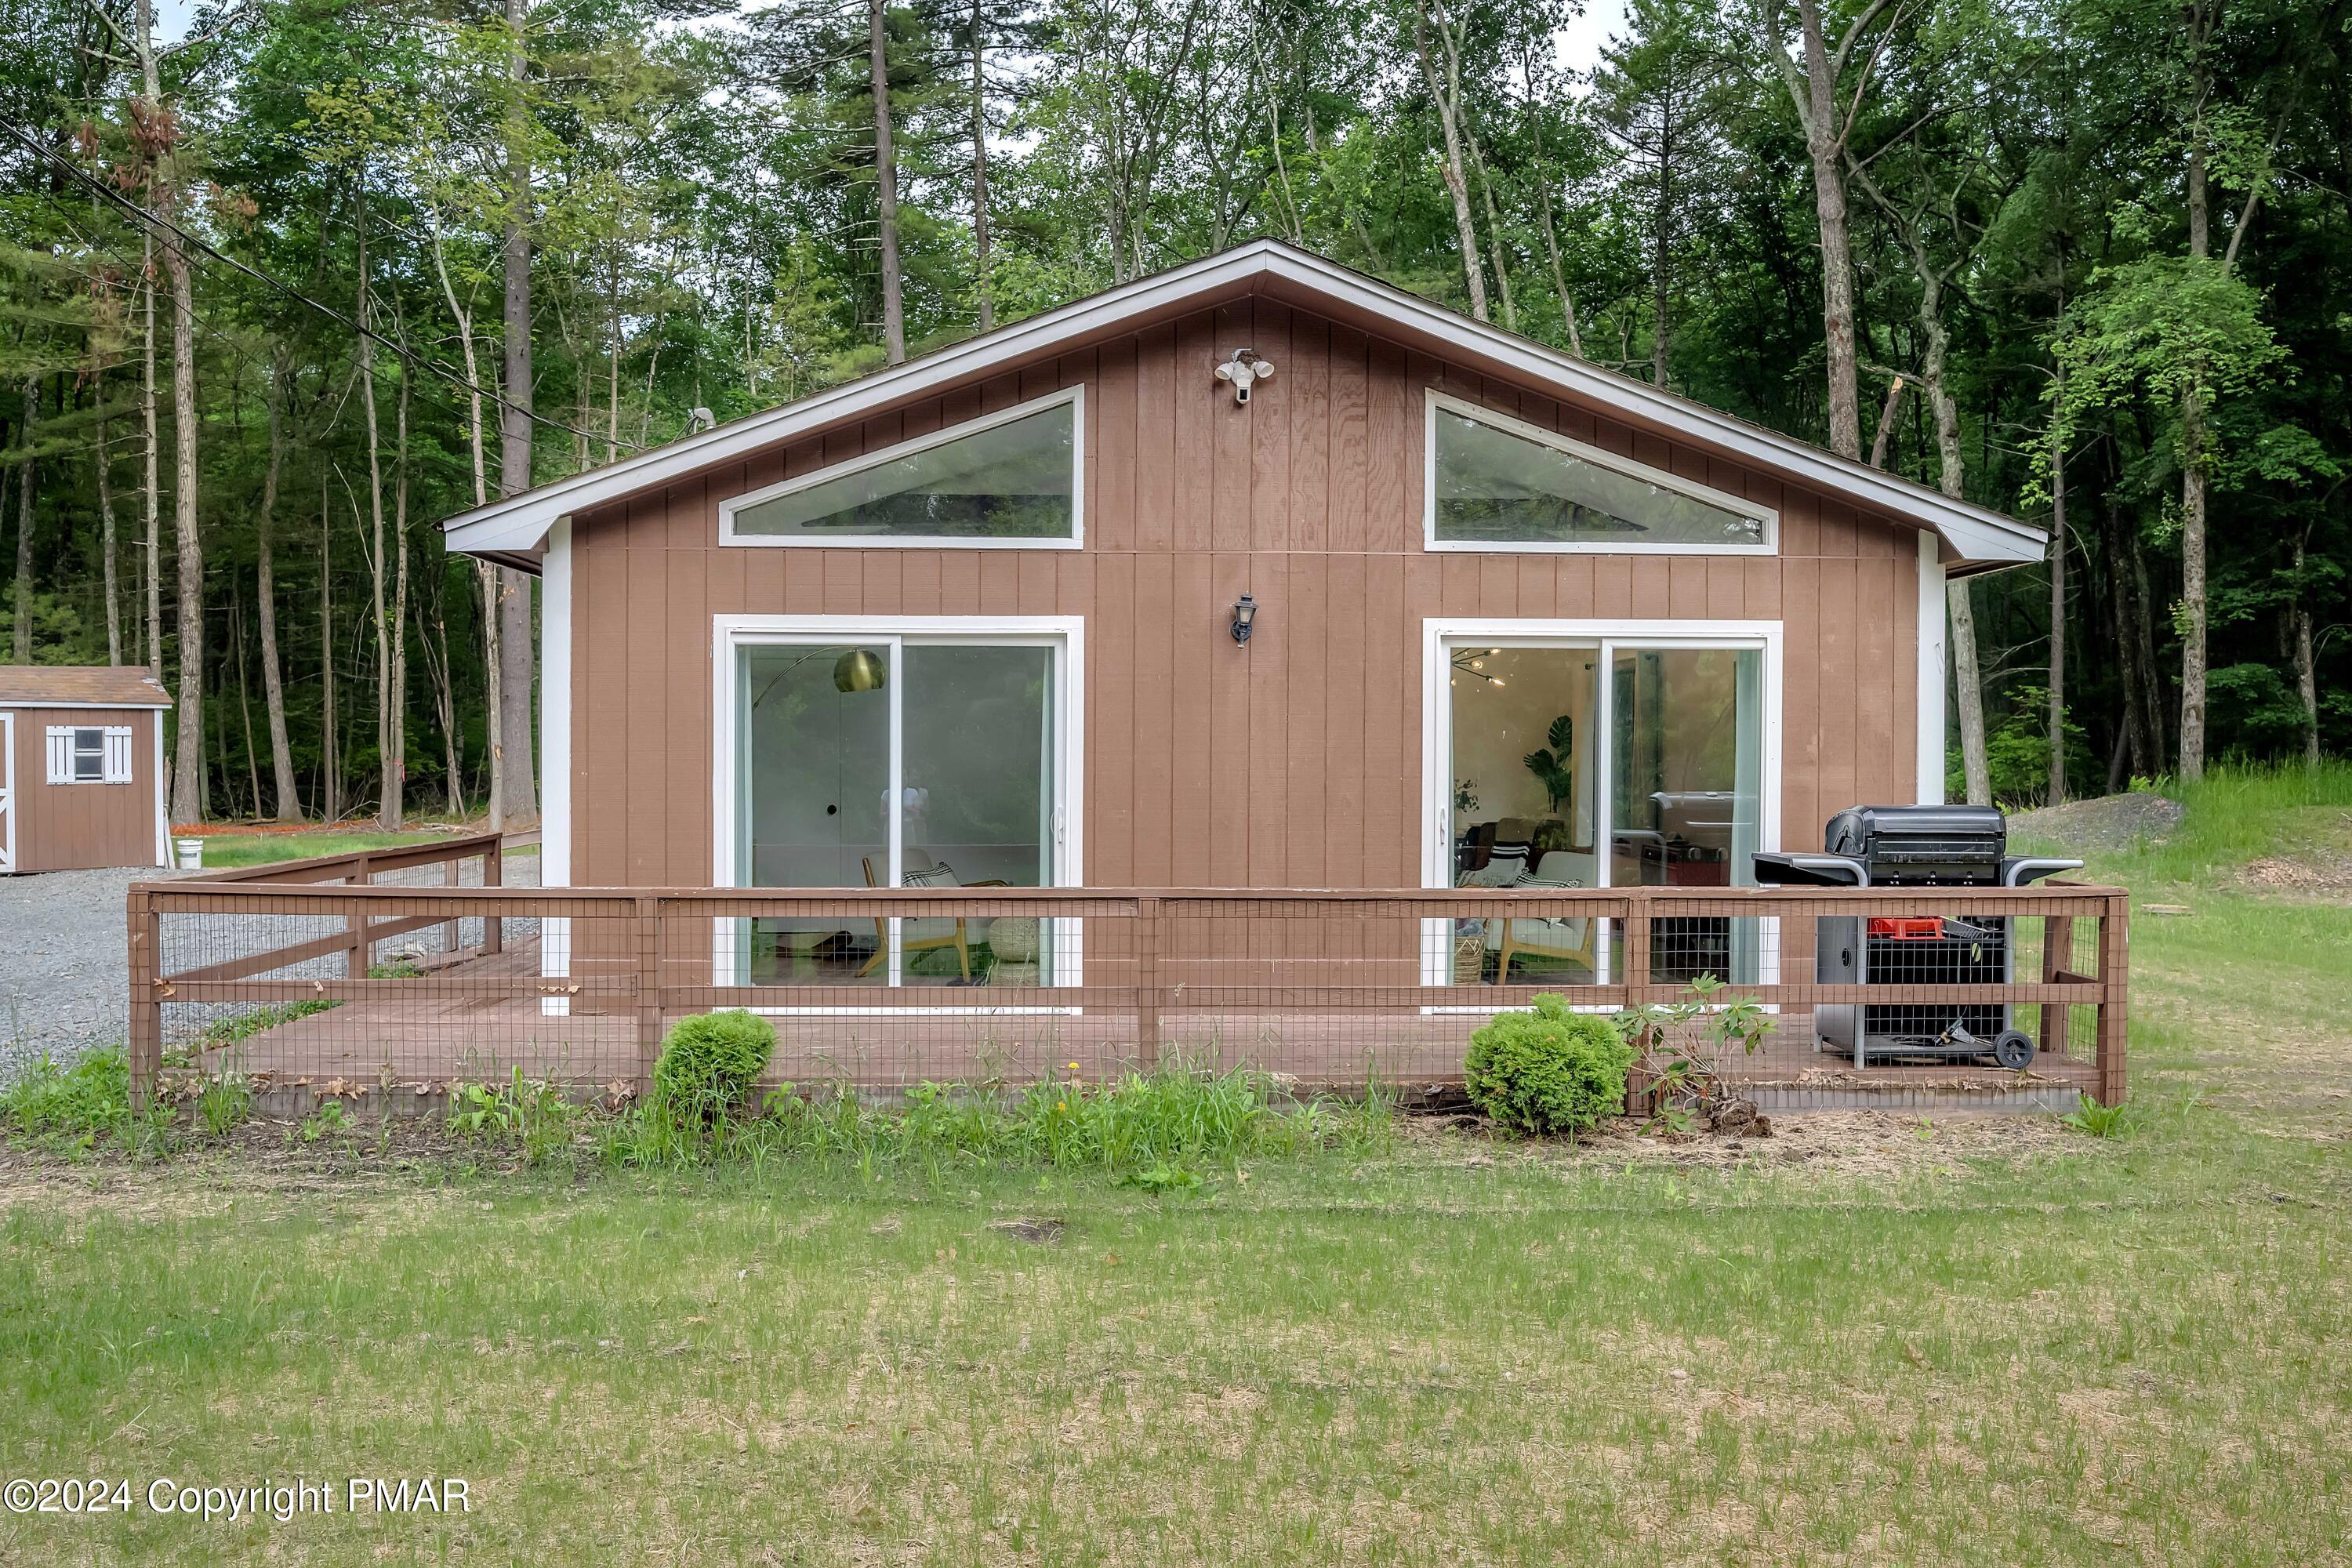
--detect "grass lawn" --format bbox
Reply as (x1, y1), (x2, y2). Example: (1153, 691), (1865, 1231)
(190, 825), (535, 871)
(5, 772), (2349, 1564)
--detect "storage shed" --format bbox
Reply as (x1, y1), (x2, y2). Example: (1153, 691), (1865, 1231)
(0, 666), (172, 873)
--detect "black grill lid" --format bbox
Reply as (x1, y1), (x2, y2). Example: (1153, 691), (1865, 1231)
(1824, 804), (2007, 884)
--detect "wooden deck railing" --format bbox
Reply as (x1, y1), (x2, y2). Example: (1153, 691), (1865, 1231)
(127, 877), (2126, 1109)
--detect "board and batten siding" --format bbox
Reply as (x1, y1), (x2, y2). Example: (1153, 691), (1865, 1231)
(4, 706), (162, 873)
(565, 297), (1923, 890)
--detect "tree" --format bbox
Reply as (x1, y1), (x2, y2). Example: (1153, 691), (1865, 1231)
(1760, 0), (1904, 459)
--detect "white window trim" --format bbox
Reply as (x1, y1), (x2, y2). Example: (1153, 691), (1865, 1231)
(717, 386), (1085, 550)
(1423, 389), (1778, 557)
(47, 725), (118, 786)
(710, 612), (1086, 1016)
(1418, 617), (1784, 1000)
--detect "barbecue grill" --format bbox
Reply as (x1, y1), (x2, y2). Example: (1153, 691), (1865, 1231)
(1753, 805), (2080, 1070)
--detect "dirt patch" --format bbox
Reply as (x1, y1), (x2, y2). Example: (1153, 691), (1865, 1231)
(2008, 790), (2183, 854)
(1405, 1105), (2077, 1175)
(2238, 849), (2352, 902)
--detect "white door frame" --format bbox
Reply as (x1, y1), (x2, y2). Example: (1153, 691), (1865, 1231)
(711, 614), (1085, 1013)
(1419, 618), (1784, 989)
(0, 712), (16, 873)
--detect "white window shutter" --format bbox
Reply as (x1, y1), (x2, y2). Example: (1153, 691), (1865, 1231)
(45, 728), (73, 784)
(103, 728), (135, 783)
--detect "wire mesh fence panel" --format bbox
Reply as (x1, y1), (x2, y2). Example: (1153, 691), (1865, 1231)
(128, 877), (2127, 1110)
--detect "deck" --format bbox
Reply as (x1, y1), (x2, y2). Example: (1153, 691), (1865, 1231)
(132, 833), (2123, 1115)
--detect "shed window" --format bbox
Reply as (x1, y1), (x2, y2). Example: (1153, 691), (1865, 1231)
(724, 390), (1080, 547)
(1428, 393), (1774, 554)
(46, 725), (133, 784)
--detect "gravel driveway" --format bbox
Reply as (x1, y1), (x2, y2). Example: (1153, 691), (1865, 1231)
(1, 848), (539, 1085)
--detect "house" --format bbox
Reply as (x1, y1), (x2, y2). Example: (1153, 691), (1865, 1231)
(0, 666), (172, 873)
(443, 241), (2045, 993)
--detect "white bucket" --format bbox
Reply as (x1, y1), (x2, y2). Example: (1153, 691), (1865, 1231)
(175, 837), (205, 870)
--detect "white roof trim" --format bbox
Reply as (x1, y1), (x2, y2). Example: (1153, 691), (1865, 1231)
(443, 240), (2045, 571)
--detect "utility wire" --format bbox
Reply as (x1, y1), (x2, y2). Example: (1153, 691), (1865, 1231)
(0, 114), (647, 455)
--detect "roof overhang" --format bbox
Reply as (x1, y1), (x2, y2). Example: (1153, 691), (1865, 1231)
(444, 241), (2046, 576)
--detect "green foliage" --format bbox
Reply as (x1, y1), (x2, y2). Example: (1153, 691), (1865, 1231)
(3, 1049), (134, 1150)
(606, 1058), (1395, 1176)
(299, 1099), (355, 1144)
(1616, 975), (1774, 1134)
(1965, 686), (2096, 807)
(1522, 714), (1576, 815)
(200, 1000), (337, 1047)
(2061, 1092), (2133, 1138)
(1464, 994), (1632, 1138)
(447, 1070), (579, 1166)
(631, 1011), (779, 1162)
(196, 1073), (253, 1138)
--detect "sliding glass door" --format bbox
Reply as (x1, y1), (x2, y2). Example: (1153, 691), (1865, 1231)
(728, 628), (1070, 993)
(1430, 626), (1773, 989)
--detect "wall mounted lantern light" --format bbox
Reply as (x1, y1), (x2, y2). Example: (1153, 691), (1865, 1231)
(1230, 593), (1259, 645)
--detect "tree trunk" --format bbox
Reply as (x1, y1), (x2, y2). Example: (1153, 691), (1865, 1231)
(1914, 298), (1991, 808)
(970, 0), (992, 333)
(321, 475), (339, 822)
(1534, 175), (1583, 358)
(2176, 23), (2212, 782)
(427, 579), (465, 816)
(355, 193), (396, 829)
(1415, 0), (1489, 324)
(234, 586), (260, 815)
(97, 387), (122, 664)
(2291, 530), (2318, 766)
(497, 0), (536, 829)
(871, 0), (906, 365)
(256, 364), (301, 818)
(1784, 0), (1864, 459)
(165, 239), (202, 825)
(430, 215), (492, 825)
(386, 345), (411, 829)
(142, 238), (162, 681)
(2046, 414), (2067, 806)
(1468, 138), (1518, 333)
(12, 373), (32, 662)
(136, 0), (163, 684)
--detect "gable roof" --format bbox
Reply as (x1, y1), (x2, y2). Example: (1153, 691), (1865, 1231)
(444, 239), (2045, 576)
(0, 665), (172, 708)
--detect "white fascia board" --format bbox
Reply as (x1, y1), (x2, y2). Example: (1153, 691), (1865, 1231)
(442, 241), (2045, 570)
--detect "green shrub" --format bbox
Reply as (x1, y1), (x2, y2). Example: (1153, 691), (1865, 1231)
(1464, 995), (1632, 1138)
(647, 1011), (777, 1146)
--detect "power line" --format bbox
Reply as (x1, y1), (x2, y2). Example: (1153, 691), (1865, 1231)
(0, 114), (648, 455)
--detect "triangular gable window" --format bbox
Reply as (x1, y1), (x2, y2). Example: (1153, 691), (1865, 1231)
(724, 389), (1080, 546)
(1428, 393), (1774, 553)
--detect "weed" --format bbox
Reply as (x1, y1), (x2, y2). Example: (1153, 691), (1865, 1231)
(198, 999), (336, 1049)
(299, 1099), (354, 1144)
(2062, 1093), (2133, 1137)
(607, 1058), (1396, 1178)
(448, 1070), (579, 1165)
(1116, 1162), (1203, 1196)
(368, 958), (425, 980)
(2, 1048), (136, 1152)
(196, 1073), (253, 1138)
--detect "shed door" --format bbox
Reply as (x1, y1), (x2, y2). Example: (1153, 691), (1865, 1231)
(0, 711), (15, 873)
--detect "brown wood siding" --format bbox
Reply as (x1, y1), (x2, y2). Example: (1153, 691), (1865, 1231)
(568, 299), (1928, 888)
(5, 707), (159, 873)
